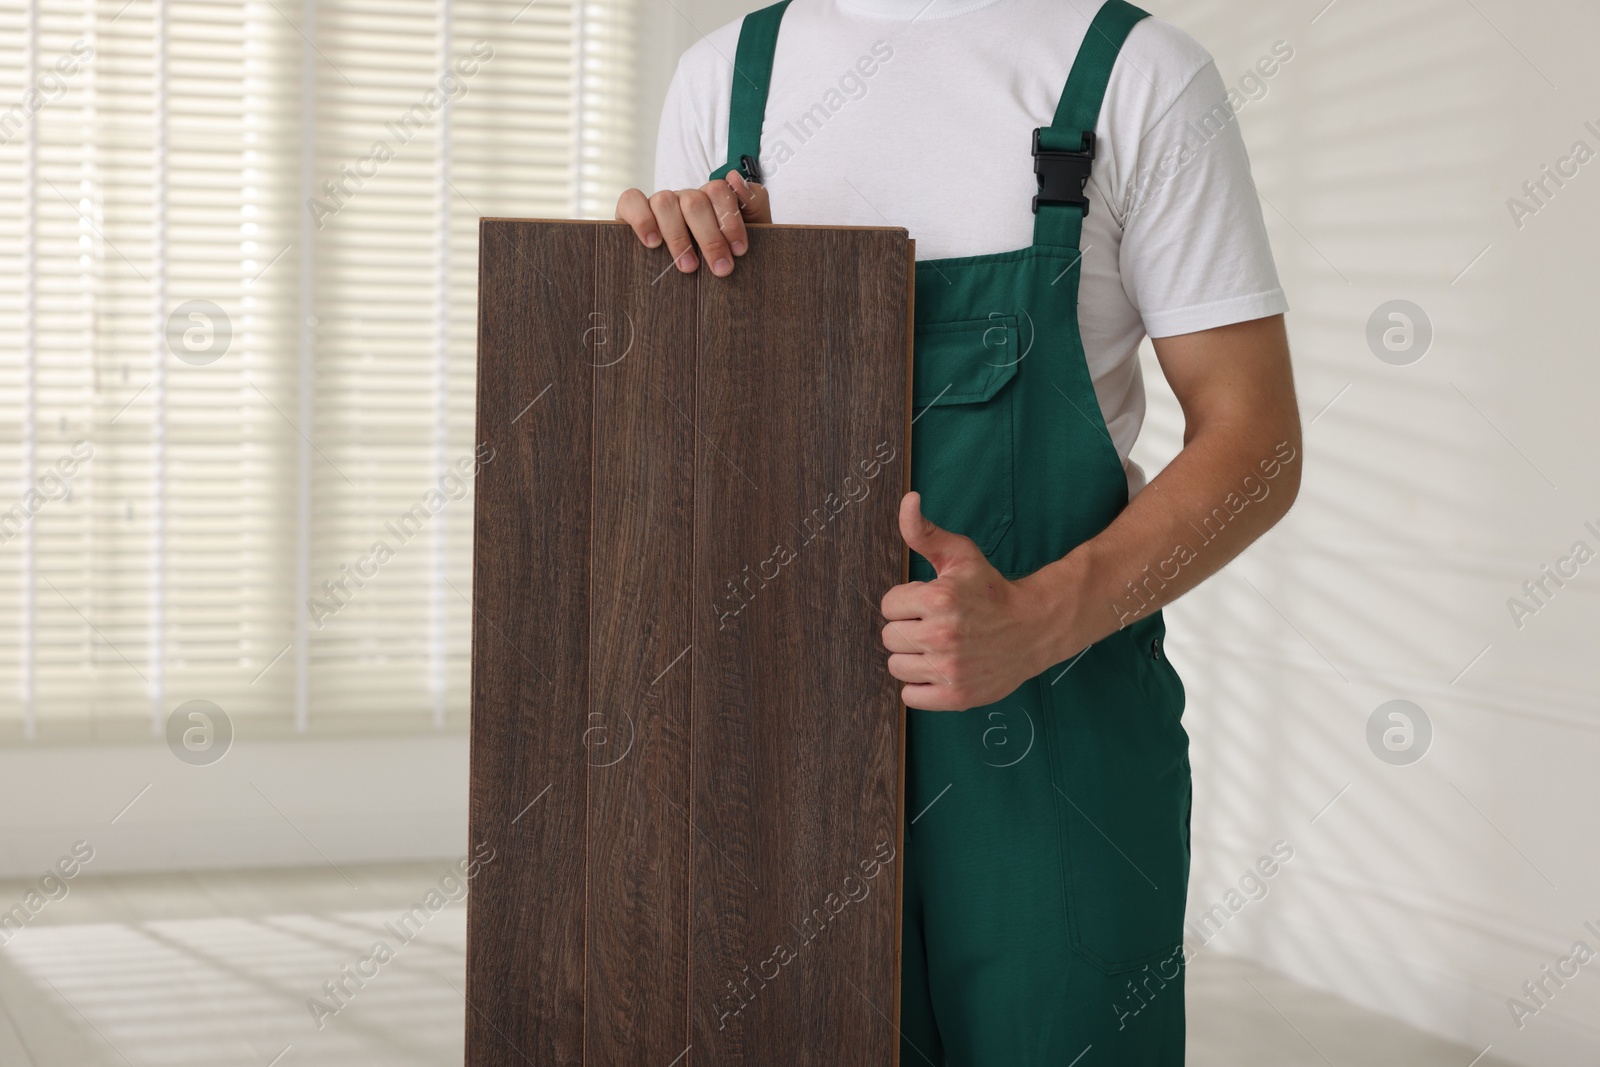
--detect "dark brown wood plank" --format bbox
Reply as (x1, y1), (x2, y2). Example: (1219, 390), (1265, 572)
(690, 226), (911, 1066)
(585, 225), (697, 1064)
(471, 220), (910, 1066)
(467, 220), (594, 1067)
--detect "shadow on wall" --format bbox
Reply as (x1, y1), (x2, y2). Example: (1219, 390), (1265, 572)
(1135, 1), (1600, 1065)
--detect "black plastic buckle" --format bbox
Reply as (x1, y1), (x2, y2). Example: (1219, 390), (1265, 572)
(1032, 128), (1095, 215)
(737, 154), (763, 184)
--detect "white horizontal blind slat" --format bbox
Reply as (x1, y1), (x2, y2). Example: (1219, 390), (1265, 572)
(0, 0), (634, 741)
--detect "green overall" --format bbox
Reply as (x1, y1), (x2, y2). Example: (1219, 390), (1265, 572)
(714, 3), (1191, 1063)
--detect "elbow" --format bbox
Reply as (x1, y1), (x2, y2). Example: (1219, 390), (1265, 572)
(1273, 430), (1304, 520)
(1279, 456), (1302, 517)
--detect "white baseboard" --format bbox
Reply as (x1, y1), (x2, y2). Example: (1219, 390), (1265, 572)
(0, 733), (469, 880)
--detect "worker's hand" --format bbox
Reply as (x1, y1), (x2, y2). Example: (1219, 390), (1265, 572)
(614, 171), (770, 277)
(880, 492), (1061, 712)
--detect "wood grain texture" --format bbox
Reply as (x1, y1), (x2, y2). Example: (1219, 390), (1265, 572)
(691, 227), (909, 1067)
(468, 221), (593, 1067)
(469, 220), (910, 1067)
(585, 225), (696, 1065)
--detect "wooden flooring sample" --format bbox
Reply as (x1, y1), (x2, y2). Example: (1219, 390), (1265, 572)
(468, 220), (912, 1067)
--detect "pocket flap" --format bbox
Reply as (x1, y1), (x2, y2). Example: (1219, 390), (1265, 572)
(913, 315), (1020, 406)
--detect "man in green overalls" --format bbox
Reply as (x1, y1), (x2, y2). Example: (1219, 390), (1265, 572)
(617, 0), (1300, 1062)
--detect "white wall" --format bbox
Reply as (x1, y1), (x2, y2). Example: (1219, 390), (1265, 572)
(1127, 2), (1600, 1065)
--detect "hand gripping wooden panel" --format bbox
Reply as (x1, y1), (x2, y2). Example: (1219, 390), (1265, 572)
(469, 220), (913, 1067)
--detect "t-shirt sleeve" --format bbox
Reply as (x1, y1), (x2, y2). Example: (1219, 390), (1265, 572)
(652, 28), (739, 191)
(654, 68), (710, 190)
(1115, 57), (1289, 339)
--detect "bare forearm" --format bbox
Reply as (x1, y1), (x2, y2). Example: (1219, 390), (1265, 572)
(1016, 315), (1302, 671)
(1021, 417), (1302, 667)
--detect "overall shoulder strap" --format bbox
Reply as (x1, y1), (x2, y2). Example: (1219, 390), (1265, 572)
(710, 0), (792, 183)
(1033, 0), (1149, 248)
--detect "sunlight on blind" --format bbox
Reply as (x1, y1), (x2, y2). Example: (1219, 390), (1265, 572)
(0, 0), (634, 741)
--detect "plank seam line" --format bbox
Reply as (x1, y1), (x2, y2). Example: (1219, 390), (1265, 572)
(685, 244), (698, 1067)
(583, 223), (597, 1067)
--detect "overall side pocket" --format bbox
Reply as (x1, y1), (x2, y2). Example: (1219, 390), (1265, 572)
(910, 315), (1019, 569)
(1041, 633), (1192, 974)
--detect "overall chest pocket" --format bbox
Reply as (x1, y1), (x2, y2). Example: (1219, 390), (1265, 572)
(910, 315), (1020, 565)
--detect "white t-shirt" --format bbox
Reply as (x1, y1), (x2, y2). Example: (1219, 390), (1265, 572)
(653, 0), (1289, 494)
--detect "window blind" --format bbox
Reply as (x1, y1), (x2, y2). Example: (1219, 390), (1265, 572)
(0, 0), (634, 741)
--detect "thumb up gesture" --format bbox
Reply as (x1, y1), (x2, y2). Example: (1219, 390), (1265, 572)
(879, 493), (1060, 711)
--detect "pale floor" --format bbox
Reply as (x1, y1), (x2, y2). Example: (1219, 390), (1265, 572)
(0, 864), (1514, 1067)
